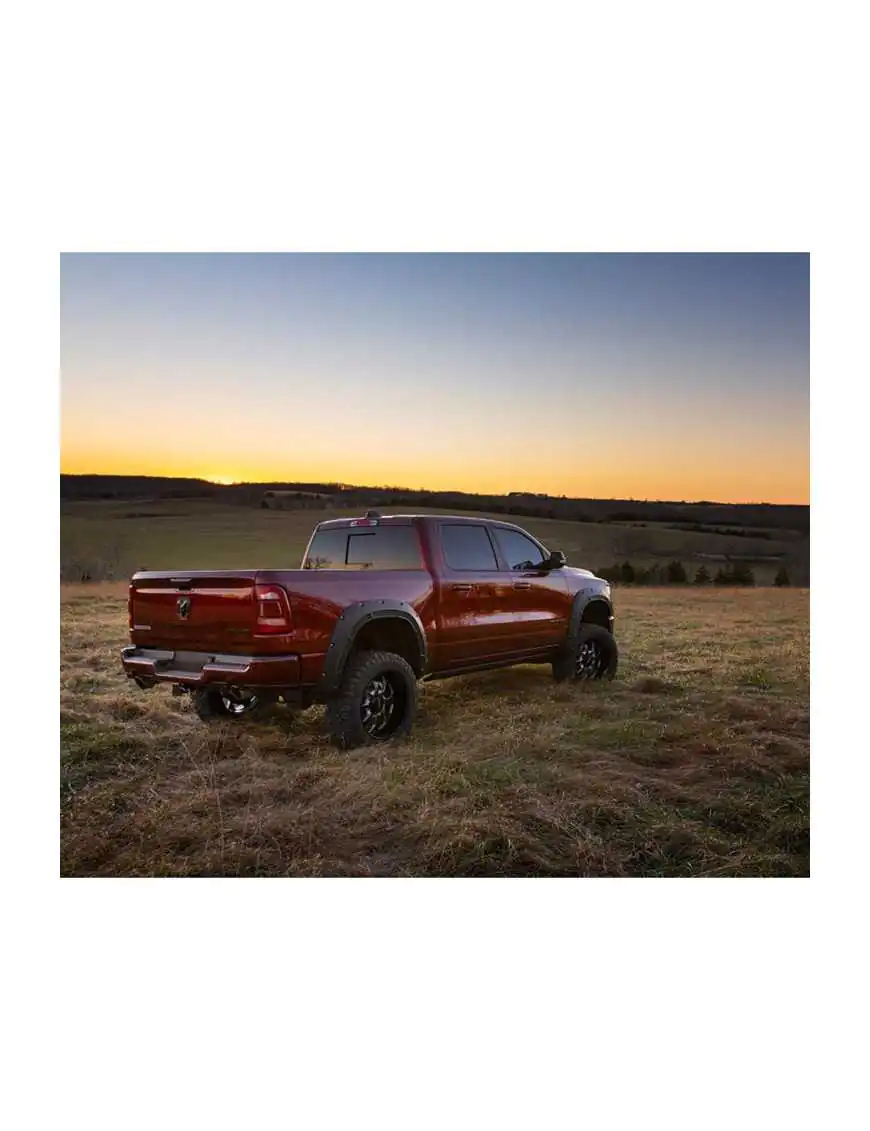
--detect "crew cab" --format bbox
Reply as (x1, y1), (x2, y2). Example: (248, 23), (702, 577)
(121, 513), (617, 747)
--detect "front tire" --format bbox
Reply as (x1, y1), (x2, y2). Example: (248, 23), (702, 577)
(325, 650), (418, 749)
(552, 624), (618, 683)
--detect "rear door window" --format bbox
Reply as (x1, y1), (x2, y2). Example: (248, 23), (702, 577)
(303, 525), (422, 570)
(441, 524), (499, 570)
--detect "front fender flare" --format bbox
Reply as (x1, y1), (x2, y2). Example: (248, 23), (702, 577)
(567, 589), (614, 643)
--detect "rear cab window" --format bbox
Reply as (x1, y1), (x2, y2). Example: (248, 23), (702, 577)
(303, 524), (423, 570)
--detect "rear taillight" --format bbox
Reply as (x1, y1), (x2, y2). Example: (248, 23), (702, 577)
(254, 584), (293, 634)
(128, 583), (134, 630)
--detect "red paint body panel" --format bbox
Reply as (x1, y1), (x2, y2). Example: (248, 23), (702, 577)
(256, 567), (437, 685)
(121, 515), (613, 693)
(420, 517), (569, 666)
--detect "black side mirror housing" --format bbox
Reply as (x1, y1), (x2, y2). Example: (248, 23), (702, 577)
(546, 549), (567, 569)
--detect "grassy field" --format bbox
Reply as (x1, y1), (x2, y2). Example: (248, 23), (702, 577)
(60, 584), (809, 877)
(60, 498), (807, 584)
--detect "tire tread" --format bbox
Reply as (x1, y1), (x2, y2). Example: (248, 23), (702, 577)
(552, 624), (618, 683)
(325, 650), (418, 749)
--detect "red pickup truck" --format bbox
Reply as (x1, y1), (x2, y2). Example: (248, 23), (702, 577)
(122, 513), (617, 747)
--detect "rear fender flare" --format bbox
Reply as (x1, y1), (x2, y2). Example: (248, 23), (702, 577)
(320, 600), (428, 693)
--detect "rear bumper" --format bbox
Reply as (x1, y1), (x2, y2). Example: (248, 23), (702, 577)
(121, 646), (301, 688)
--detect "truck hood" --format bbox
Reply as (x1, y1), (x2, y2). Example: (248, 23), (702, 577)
(562, 566), (610, 590)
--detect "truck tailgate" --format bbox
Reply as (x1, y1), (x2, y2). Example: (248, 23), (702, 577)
(129, 571), (262, 651)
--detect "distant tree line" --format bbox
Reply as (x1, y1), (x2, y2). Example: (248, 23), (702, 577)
(595, 561), (793, 586)
(594, 560), (794, 587)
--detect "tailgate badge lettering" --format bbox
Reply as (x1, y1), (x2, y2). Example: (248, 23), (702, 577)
(177, 596), (191, 620)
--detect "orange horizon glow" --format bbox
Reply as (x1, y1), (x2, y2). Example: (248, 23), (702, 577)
(59, 454), (809, 506)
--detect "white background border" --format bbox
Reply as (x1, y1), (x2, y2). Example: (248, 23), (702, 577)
(2, 1), (864, 1127)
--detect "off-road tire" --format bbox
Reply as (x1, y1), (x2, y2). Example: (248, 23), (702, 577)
(191, 687), (264, 721)
(325, 650), (418, 749)
(552, 624), (619, 683)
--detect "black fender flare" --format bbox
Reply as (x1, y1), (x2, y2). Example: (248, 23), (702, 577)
(566, 589), (615, 645)
(320, 600), (428, 693)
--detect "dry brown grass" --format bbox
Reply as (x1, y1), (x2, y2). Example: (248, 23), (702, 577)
(60, 587), (809, 877)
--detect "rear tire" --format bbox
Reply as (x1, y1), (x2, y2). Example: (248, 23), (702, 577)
(325, 650), (418, 749)
(192, 687), (264, 721)
(552, 624), (618, 683)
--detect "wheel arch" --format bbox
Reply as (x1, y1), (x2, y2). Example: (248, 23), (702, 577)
(320, 601), (428, 693)
(568, 590), (614, 641)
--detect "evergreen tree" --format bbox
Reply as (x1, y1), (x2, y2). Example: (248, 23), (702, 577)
(774, 566), (791, 587)
(666, 560), (688, 583)
(694, 564), (711, 584)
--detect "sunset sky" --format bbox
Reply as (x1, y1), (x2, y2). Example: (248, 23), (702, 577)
(60, 253), (809, 503)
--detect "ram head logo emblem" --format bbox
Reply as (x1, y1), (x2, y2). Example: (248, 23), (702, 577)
(177, 596), (191, 620)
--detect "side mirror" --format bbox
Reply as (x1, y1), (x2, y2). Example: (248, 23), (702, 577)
(546, 549), (567, 569)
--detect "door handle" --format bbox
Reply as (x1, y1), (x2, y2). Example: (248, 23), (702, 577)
(450, 582), (474, 591)
(513, 581), (532, 589)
